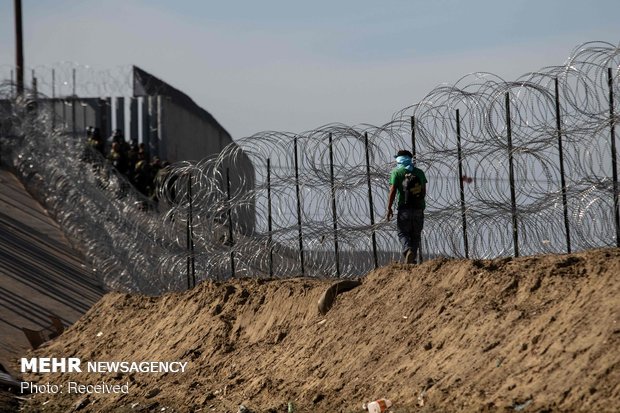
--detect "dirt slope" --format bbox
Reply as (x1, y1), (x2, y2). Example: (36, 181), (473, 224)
(17, 248), (620, 412)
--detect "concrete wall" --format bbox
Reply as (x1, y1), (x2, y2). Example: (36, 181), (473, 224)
(158, 96), (256, 235)
(158, 96), (228, 162)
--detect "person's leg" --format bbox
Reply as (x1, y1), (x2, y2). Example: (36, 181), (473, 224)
(410, 210), (425, 263)
(397, 209), (413, 262)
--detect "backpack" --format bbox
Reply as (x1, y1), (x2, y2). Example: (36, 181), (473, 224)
(402, 171), (424, 207)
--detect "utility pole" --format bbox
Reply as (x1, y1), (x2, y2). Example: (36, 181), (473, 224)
(15, 0), (24, 96)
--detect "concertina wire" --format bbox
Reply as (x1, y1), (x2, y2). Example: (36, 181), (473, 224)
(0, 41), (618, 293)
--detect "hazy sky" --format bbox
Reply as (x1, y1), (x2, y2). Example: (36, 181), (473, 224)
(0, 0), (618, 139)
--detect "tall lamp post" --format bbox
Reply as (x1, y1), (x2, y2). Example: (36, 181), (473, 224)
(15, 0), (24, 96)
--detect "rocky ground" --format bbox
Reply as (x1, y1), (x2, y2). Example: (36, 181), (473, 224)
(5, 247), (620, 412)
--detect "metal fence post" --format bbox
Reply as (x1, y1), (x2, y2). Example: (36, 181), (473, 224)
(294, 137), (305, 276)
(186, 172), (195, 288)
(364, 132), (379, 269)
(50, 69), (56, 130)
(410, 116), (417, 160)
(82, 101), (87, 133)
(455, 109), (469, 258)
(72, 68), (77, 140)
(62, 98), (67, 129)
(31, 69), (37, 96)
(505, 92), (520, 257)
(116, 97), (125, 135)
(608, 67), (620, 247)
(227, 168), (236, 277)
(555, 77), (572, 253)
(411, 116), (424, 263)
(10, 70), (14, 98)
(328, 133), (341, 276)
(267, 158), (274, 277)
(130, 98), (139, 142)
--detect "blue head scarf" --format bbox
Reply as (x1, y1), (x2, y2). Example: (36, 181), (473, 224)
(395, 155), (414, 172)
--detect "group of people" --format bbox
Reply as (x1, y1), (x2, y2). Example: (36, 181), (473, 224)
(83, 126), (169, 199)
(83, 133), (425, 263)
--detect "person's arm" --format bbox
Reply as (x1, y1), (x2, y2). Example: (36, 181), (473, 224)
(386, 184), (397, 221)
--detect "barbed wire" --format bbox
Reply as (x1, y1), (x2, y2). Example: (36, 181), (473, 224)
(0, 87), (184, 294)
(0, 63), (133, 98)
(159, 40), (620, 279)
(1, 40), (619, 293)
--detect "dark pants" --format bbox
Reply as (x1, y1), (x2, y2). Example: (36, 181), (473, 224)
(397, 208), (424, 262)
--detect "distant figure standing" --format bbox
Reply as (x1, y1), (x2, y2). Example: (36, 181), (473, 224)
(386, 149), (427, 264)
(133, 152), (153, 196)
(86, 127), (105, 156)
(108, 141), (129, 175)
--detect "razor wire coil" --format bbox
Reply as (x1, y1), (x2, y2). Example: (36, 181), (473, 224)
(1, 41), (619, 293)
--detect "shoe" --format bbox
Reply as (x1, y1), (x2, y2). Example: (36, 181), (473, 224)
(404, 249), (415, 264)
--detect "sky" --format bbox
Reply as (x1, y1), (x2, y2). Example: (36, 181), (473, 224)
(0, 0), (618, 139)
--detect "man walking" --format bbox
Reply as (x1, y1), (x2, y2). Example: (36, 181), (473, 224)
(386, 149), (427, 264)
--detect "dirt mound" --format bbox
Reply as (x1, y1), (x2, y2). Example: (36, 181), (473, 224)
(16, 248), (620, 412)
